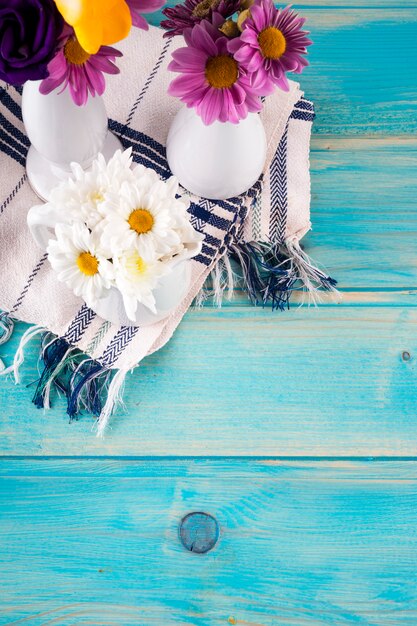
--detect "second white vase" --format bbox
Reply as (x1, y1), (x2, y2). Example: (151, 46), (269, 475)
(166, 106), (267, 200)
(22, 80), (122, 202)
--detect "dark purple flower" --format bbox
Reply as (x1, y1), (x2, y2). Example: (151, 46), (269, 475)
(0, 0), (63, 85)
(161, 0), (241, 38)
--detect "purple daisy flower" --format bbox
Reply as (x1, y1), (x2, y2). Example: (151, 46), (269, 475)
(40, 26), (122, 106)
(228, 2), (312, 92)
(161, 0), (241, 38)
(168, 18), (262, 125)
(126, 0), (166, 30)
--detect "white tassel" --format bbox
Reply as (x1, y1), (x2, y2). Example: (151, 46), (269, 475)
(95, 368), (128, 437)
(0, 315), (14, 372)
(195, 253), (237, 308)
(213, 254), (235, 306)
(0, 315), (14, 345)
(0, 325), (44, 383)
(284, 238), (341, 306)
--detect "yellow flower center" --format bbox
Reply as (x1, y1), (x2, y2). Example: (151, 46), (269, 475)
(125, 252), (148, 277)
(64, 37), (91, 66)
(89, 190), (105, 205)
(136, 256), (147, 274)
(205, 55), (239, 89)
(76, 252), (99, 276)
(258, 27), (287, 59)
(128, 208), (154, 234)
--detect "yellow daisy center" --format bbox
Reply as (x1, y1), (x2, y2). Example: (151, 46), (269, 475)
(258, 27), (287, 59)
(64, 37), (91, 66)
(136, 256), (147, 274)
(125, 252), (148, 277)
(89, 190), (104, 205)
(205, 55), (239, 89)
(77, 252), (99, 276)
(128, 208), (154, 234)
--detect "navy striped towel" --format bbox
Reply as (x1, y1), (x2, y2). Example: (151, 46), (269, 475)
(0, 26), (337, 434)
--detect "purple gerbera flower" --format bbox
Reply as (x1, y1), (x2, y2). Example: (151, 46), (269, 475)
(161, 0), (241, 38)
(228, 2), (312, 92)
(40, 26), (122, 106)
(126, 0), (166, 30)
(168, 18), (262, 125)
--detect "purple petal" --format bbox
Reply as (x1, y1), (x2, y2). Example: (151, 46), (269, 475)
(168, 73), (206, 98)
(250, 4), (267, 31)
(191, 23), (218, 56)
(198, 88), (222, 125)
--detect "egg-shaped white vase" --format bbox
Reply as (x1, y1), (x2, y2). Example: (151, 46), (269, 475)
(166, 106), (267, 200)
(22, 80), (122, 202)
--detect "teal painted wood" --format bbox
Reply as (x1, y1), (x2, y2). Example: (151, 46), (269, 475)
(0, 307), (416, 456)
(1, 459), (417, 625)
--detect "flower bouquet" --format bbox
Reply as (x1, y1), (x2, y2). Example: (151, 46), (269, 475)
(0, 0), (164, 200)
(162, 0), (312, 199)
(163, 0), (311, 122)
(27, 149), (204, 325)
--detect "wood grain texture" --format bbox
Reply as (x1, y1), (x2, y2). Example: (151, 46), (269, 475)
(1, 459), (417, 625)
(1, 307), (416, 456)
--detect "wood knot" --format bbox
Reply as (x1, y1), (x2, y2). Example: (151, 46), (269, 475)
(179, 512), (219, 553)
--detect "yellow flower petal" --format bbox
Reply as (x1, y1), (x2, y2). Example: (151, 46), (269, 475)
(54, 0), (84, 24)
(54, 0), (132, 54)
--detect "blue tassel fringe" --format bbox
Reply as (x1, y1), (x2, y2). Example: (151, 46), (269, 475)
(231, 240), (338, 310)
(31, 332), (113, 421)
(198, 239), (339, 309)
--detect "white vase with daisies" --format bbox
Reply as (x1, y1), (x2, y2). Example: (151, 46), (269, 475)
(27, 149), (203, 326)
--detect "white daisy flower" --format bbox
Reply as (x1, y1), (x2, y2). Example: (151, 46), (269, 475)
(99, 169), (196, 258)
(47, 222), (114, 306)
(114, 248), (169, 320)
(48, 148), (135, 230)
(39, 153), (204, 322)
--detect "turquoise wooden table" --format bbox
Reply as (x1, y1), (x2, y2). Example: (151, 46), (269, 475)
(1, 3), (417, 624)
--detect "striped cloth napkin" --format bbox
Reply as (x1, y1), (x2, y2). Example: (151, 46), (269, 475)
(0, 26), (337, 434)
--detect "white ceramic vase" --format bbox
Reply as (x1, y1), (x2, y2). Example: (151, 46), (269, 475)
(90, 251), (195, 327)
(166, 106), (267, 200)
(22, 80), (122, 202)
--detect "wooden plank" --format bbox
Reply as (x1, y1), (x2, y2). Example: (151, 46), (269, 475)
(1, 459), (417, 625)
(150, 8), (417, 136)
(0, 307), (416, 456)
(310, 142), (417, 291)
